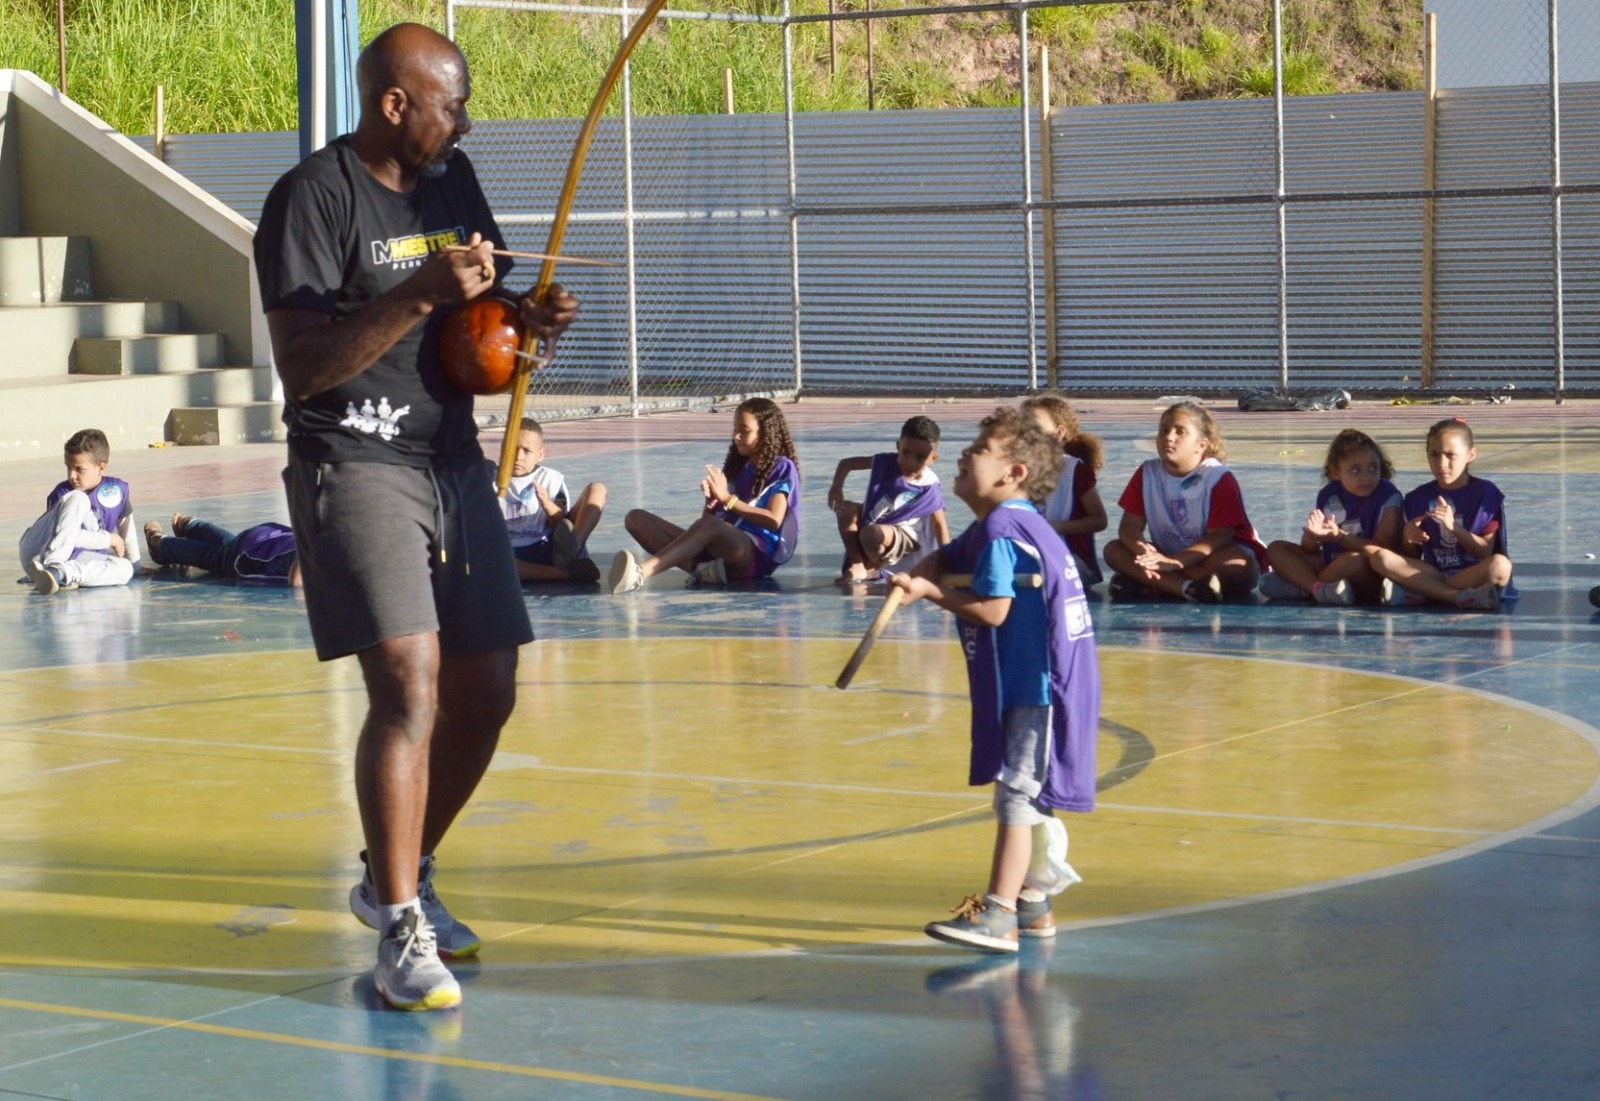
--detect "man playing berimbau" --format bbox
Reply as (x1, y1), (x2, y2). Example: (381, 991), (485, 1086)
(253, 22), (579, 1011)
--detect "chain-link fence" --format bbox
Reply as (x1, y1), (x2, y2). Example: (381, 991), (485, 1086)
(137, 1), (1598, 411)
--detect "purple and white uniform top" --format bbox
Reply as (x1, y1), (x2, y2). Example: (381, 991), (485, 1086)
(940, 499), (1101, 813)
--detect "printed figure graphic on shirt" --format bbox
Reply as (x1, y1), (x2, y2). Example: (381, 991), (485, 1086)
(1103, 401), (1265, 603)
(18, 427), (140, 595)
(828, 415), (950, 584)
(1260, 429), (1403, 606)
(498, 417), (607, 584)
(1021, 394), (1108, 586)
(611, 397), (801, 593)
(1364, 417), (1513, 612)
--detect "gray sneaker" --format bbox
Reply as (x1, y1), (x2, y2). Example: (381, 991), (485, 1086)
(1258, 571), (1307, 600)
(26, 557), (71, 595)
(350, 853), (481, 960)
(1456, 582), (1502, 612)
(1381, 578), (1425, 606)
(374, 906), (461, 1012)
(925, 895), (1019, 954)
(1015, 895), (1057, 939)
(1313, 579), (1354, 606)
(609, 549), (644, 594)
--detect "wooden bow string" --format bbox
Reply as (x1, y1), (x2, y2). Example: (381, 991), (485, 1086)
(495, 0), (672, 497)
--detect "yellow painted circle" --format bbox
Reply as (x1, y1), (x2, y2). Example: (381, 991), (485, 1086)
(1, 640), (1594, 977)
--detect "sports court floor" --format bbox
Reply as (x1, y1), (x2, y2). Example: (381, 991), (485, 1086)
(1, 396), (1597, 1100)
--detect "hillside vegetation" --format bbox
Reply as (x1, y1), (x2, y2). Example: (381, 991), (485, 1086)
(0, 0), (1420, 134)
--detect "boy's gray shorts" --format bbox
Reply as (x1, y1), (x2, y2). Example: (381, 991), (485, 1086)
(284, 457), (533, 661)
(993, 705), (1053, 826)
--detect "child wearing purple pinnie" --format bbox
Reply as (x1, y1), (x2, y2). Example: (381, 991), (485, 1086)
(1366, 417), (1513, 611)
(890, 407), (1101, 955)
(18, 428), (139, 595)
(827, 415), (950, 584)
(144, 515), (301, 585)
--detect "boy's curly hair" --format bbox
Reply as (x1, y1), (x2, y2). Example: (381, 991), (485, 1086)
(1021, 393), (1103, 471)
(1324, 428), (1394, 481)
(722, 397), (799, 485)
(978, 407), (1064, 505)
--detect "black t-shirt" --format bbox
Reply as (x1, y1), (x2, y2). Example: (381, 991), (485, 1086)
(253, 137), (514, 466)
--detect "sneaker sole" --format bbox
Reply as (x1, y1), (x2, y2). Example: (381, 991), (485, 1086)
(925, 923), (1020, 954)
(375, 974), (463, 1012)
(1017, 921), (1057, 939)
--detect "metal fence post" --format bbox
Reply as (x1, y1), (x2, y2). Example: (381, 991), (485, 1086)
(1549, 0), (1566, 401)
(622, 2), (641, 415)
(784, 0), (803, 395)
(1421, 12), (1437, 389)
(1018, 1), (1038, 391)
(1039, 47), (1059, 391)
(1273, 0), (1289, 392)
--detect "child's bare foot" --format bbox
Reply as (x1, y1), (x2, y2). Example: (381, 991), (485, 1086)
(836, 566), (875, 586)
(171, 513), (193, 537)
(143, 521), (166, 564)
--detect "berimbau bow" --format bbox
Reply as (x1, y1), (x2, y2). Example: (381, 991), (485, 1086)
(496, 0), (673, 496)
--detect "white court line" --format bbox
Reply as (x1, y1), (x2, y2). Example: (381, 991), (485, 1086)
(19, 758), (120, 779)
(841, 725), (927, 746)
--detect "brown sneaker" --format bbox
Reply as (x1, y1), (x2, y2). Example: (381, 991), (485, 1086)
(144, 521), (166, 565)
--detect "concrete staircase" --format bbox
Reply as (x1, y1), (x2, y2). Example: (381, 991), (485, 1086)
(0, 233), (281, 446)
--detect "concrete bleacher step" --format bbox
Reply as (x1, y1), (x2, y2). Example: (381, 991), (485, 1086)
(0, 367), (282, 447)
(73, 331), (224, 375)
(0, 300), (181, 380)
(0, 235), (92, 304)
(165, 402), (286, 446)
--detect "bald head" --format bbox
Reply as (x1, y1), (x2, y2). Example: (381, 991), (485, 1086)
(352, 23), (473, 184)
(357, 23), (466, 116)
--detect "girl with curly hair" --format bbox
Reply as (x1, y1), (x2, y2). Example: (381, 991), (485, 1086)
(610, 397), (801, 593)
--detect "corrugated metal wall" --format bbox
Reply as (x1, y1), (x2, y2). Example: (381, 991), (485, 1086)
(137, 81), (1599, 397)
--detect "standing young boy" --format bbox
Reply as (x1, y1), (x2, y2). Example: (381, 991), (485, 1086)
(828, 415), (950, 584)
(499, 418), (607, 583)
(19, 428), (140, 594)
(889, 408), (1100, 953)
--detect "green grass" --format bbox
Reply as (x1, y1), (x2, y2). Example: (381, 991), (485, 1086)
(0, 0), (1421, 134)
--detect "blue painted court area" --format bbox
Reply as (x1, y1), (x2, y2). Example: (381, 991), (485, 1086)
(1, 397), (1598, 1100)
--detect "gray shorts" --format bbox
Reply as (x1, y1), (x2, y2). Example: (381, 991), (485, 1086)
(993, 705), (1052, 826)
(284, 457), (533, 661)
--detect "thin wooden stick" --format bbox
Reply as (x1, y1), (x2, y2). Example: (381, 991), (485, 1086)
(836, 587), (903, 690)
(834, 573), (1044, 690)
(489, 249), (620, 268)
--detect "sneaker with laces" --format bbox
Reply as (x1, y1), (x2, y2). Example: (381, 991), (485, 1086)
(609, 550), (644, 594)
(1183, 575), (1223, 603)
(925, 895), (1020, 954)
(1381, 578), (1425, 606)
(26, 557), (71, 595)
(549, 519), (579, 574)
(1312, 579), (1354, 606)
(1456, 582), (1502, 612)
(1258, 571), (1307, 600)
(1015, 895), (1057, 939)
(374, 906), (461, 1011)
(350, 853), (481, 960)
(692, 558), (728, 585)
